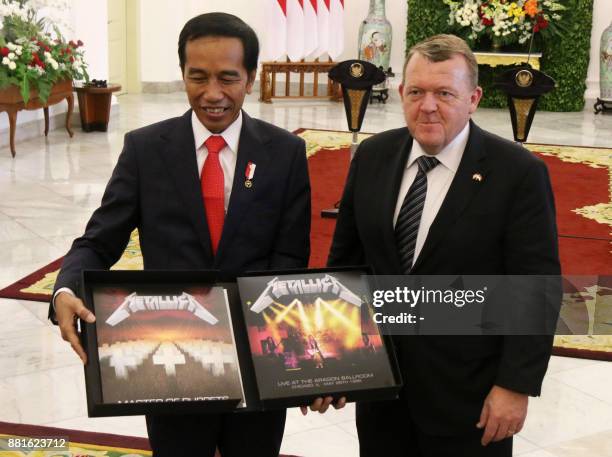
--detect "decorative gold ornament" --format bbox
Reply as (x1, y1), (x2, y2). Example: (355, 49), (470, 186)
(245, 180), (253, 188)
(350, 62), (365, 78)
(346, 89), (367, 130)
(511, 98), (535, 140)
(515, 69), (534, 88)
(472, 173), (483, 182)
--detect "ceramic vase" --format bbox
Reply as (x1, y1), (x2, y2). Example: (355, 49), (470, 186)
(358, 0), (392, 71)
(600, 19), (612, 101)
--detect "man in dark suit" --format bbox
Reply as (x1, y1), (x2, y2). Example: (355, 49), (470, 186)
(49, 13), (310, 457)
(328, 34), (560, 456)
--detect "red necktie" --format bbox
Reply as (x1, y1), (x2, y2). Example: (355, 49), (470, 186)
(201, 135), (226, 255)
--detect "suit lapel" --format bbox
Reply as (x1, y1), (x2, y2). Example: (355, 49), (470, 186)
(215, 111), (271, 263)
(379, 131), (413, 273)
(158, 110), (214, 259)
(411, 121), (489, 271)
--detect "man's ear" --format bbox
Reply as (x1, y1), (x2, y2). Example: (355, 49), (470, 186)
(399, 83), (404, 100)
(246, 70), (257, 94)
(470, 85), (483, 113)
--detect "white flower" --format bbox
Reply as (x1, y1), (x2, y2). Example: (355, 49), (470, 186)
(7, 42), (16, 51)
(2, 57), (10, 65)
(15, 46), (22, 56)
(51, 60), (58, 70)
(7, 52), (15, 60)
(8, 61), (16, 70)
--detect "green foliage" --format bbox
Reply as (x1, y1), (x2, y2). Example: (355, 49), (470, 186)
(539, 0), (593, 111)
(406, 0), (594, 111)
(0, 1), (89, 104)
(406, 0), (449, 48)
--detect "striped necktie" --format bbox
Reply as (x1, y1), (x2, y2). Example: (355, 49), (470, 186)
(395, 155), (440, 273)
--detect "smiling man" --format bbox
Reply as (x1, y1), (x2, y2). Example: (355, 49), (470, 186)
(328, 34), (560, 456)
(49, 13), (310, 457)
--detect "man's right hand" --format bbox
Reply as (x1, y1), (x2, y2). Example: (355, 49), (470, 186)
(55, 292), (96, 364)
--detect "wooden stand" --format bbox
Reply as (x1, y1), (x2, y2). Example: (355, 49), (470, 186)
(259, 60), (342, 103)
(0, 79), (74, 157)
(74, 84), (121, 132)
(594, 97), (612, 114)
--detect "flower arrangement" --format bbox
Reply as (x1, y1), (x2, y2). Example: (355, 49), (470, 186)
(442, 0), (566, 48)
(0, 0), (88, 104)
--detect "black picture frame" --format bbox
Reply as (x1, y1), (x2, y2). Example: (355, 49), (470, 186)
(80, 267), (402, 417)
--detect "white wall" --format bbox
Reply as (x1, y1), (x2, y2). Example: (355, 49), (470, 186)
(73, 0), (109, 81)
(586, 0), (612, 99)
(139, 0), (187, 82)
(0, 0), (108, 132)
(139, 0), (408, 83)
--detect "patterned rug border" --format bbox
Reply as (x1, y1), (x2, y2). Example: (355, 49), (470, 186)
(0, 420), (151, 454)
(0, 421), (302, 456)
(0, 257), (63, 302)
(551, 346), (612, 361)
(296, 128), (612, 152)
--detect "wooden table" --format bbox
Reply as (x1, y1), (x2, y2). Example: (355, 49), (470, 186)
(74, 84), (122, 132)
(0, 79), (74, 157)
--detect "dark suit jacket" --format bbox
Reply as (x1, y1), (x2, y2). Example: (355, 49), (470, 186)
(328, 121), (560, 435)
(50, 110), (310, 320)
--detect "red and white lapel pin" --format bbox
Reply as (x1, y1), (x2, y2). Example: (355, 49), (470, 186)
(245, 161), (256, 188)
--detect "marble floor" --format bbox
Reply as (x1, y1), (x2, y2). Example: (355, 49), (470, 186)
(0, 91), (611, 457)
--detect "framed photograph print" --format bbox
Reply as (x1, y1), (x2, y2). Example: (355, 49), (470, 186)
(80, 267), (401, 416)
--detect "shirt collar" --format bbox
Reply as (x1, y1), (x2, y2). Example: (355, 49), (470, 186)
(192, 110), (243, 154)
(408, 122), (470, 173)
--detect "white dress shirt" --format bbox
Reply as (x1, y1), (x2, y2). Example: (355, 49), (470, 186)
(193, 110), (241, 213)
(393, 123), (470, 267)
(53, 112), (244, 308)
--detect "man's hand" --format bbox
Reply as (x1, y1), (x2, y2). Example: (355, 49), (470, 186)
(55, 292), (96, 364)
(477, 385), (528, 446)
(300, 396), (346, 415)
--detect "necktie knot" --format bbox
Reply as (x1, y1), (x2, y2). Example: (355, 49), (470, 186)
(416, 156), (440, 174)
(204, 135), (226, 155)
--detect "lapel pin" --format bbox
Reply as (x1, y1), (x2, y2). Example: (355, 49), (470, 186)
(472, 173), (483, 182)
(245, 161), (256, 188)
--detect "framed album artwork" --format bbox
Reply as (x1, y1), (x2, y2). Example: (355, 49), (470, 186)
(237, 268), (401, 408)
(81, 268), (401, 416)
(81, 270), (246, 417)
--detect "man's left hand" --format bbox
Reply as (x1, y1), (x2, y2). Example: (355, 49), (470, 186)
(300, 396), (346, 415)
(476, 385), (528, 446)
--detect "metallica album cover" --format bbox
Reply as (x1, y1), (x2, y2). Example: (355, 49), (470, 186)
(237, 269), (400, 406)
(82, 271), (245, 416)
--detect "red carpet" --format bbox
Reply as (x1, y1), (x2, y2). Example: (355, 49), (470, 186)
(1, 136), (609, 292)
(0, 131), (610, 360)
(542, 153), (611, 243)
(307, 145), (351, 268)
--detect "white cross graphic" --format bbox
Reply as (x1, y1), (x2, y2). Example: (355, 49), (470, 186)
(152, 342), (186, 376)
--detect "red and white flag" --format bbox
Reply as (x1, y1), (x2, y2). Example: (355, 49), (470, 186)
(264, 0), (287, 61)
(328, 0), (344, 60)
(313, 0), (329, 58)
(303, 0), (318, 57)
(286, 0), (305, 61)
